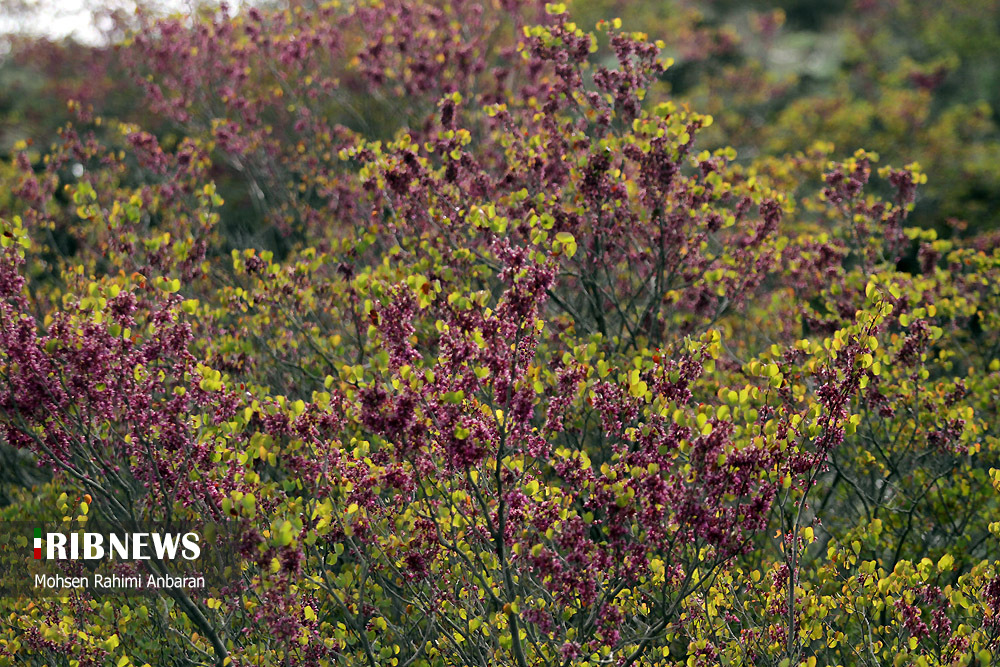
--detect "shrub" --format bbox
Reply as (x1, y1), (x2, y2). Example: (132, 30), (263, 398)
(2, 2), (1000, 666)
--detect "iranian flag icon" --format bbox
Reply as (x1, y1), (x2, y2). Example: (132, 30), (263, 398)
(34, 527), (41, 559)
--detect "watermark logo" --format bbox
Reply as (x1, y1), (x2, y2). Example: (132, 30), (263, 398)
(31, 530), (201, 561)
(3, 521), (239, 598)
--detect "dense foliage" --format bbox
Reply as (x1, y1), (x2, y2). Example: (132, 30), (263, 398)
(1, 1), (1000, 666)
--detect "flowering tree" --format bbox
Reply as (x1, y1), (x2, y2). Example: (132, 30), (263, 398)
(2, 1), (1000, 666)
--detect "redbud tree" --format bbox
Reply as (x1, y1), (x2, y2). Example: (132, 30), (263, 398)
(2, 2), (1000, 667)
